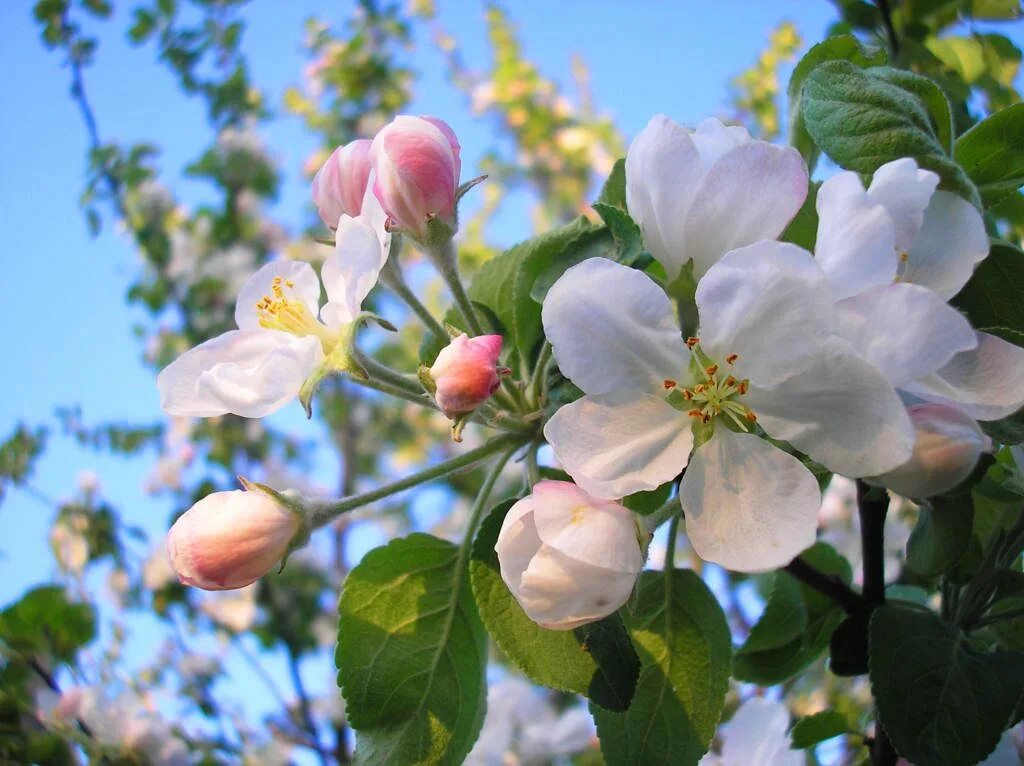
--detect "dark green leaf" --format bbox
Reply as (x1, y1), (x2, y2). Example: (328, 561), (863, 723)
(336, 534), (487, 766)
(907, 495), (975, 576)
(0, 586), (95, 663)
(622, 483), (673, 516)
(592, 570), (731, 766)
(573, 613), (641, 712)
(952, 240), (1024, 337)
(790, 710), (855, 749)
(801, 62), (980, 208)
(870, 604), (1024, 766)
(737, 574), (808, 654)
(780, 180), (819, 251)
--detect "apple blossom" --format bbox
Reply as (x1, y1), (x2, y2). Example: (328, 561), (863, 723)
(494, 480), (644, 630)
(370, 115), (461, 240)
(157, 182), (390, 418)
(542, 250), (915, 572)
(424, 333), (504, 418)
(312, 138), (373, 228)
(698, 697), (802, 766)
(166, 489), (302, 590)
(625, 115), (808, 281)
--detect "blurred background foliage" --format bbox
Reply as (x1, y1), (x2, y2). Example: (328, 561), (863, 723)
(2, 0), (1022, 763)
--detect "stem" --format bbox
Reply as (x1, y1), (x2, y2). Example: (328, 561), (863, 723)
(429, 238), (484, 336)
(857, 480), (889, 608)
(309, 433), (526, 527)
(460, 444), (516, 555)
(352, 346), (426, 397)
(665, 514), (681, 571)
(644, 497), (681, 534)
(784, 556), (866, 614)
(380, 254), (447, 339)
(525, 444), (541, 486)
(350, 374), (438, 410)
(875, 0), (900, 57)
(528, 340), (553, 407)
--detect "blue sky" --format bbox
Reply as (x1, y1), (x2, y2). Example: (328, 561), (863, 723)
(2, 0), (964, 758)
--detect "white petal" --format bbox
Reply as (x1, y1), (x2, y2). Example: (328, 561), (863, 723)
(542, 258), (688, 396)
(679, 430), (820, 573)
(625, 115), (703, 280)
(516, 544), (639, 630)
(359, 170), (392, 253)
(835, 283), (977, 387)
(904, 331), (1024, 420)
(157, 330), (322, 418)
(903, 191), (989, 299)
(530, 481), (643, 573)
(494, 496), (543, 592)
(684, 141), (808, 278)
(689, 117), (752, 169)
(234, 260), (321, 331)
(544, 393), (694, 499)
(866, 158), (939, 253)
(871, 403), (990, 498)
(747, 342), (915, 477)
(320, 214), (387, 328)
(721, 698), (794, 766)
(814, 170), (898, 298)
(695, 242), (831, 385)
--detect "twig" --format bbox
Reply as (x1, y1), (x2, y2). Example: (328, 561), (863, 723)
(875, 0), (900, 58)
(784, 556), (867, 614)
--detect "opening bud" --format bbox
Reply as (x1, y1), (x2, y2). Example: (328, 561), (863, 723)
(312, 139), (372, 229)
(425, 333), (505, 420)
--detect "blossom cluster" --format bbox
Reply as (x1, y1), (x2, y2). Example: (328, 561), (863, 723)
(155, 110), (1024, 636)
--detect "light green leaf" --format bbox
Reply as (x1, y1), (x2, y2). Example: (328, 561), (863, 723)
(736, 573), (808, 654)
(870, 604), (1024, 766)
(592, 570), (731, 766)
(801, 61), (980, 208)
(596, 157), (627, 210)
(336, 534), (487, 766)
(955, 104), (1024, 207)
(790, 710), (856, 749)
(952, 241), (1024, 338)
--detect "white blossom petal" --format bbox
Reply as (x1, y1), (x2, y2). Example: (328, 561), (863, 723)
(157, 330), (323, 418)
(626, 115), (704, 280)
(903, 191), (989, 299)
(235, 260), (321, 331)
(544, 394), (693, 499)
(542, 258), (688, 396)
(320, 214), (387, 328)
(904, 331), (1024, 420)
(684, 141), (808, 278)
(679, 430), (820, 573)
(689, 117), (752, 169)
(747, 342), (915, 477)
(531, 482), (643, 573)
(835, 283), (977, 387)
(721, 698), (802, 766)
(814, 170), (898, 298)
(695, 242), (831, 385)
(866, 158), (939, 253)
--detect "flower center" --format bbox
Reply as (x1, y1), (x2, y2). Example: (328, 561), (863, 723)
(256, 277), (334, 348)
(663, 337), (757, 433)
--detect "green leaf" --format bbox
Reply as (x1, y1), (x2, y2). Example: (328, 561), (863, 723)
(597, 157), (627, 210)
(868, 67), (954, 155)
(790, 710), (856, 749)
(780, 180), (819, 251)
(592, 570), (731, 766)
(870, 604), (1024, 766)
(967, 0), (1021, 20)
(787, 35), (886, 167)
(955, 104), (1024, 206)
(736, 574), (808, 654)
(800, 61), (980, 208)
(0, 586), (95, 663)
(622, 483), (672, 516)
(733, 543), (852, 684)
(906, 495), (975, 576)
(952, 240), (1024, 336)
(528, 223), (618, 304)
(336, 534), (487, 766)
(573, 613), (641, 712)
(592, 202), (651, 268)
(469, 501), (614, 698)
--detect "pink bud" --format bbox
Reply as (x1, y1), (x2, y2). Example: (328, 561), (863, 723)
(429, 334), (503, 418)
(370, 115), (462, 240)
(875, 403), (991, 498)
(166, 490), (301, 591)
(312, 139), (373, 228)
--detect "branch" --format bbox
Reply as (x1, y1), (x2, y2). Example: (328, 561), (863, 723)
(783, 556), (867, 614)
(874, 0), (900, 58)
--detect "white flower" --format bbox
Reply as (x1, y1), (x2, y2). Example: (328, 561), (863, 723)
(494, 480), (644, 629)
(815, 158), (1024, 495)
(626, 115), (808, 281)
(200, 583), (259, 632)
(157, 185), (390, 418)
(699, 697), (802, 766)
(542, 251), (914, 572)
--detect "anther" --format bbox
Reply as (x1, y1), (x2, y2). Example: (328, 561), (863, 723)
(685, 336), (700, 348)
(726, 353), (738, 364)
(687, 409), (702, 418)
(738, 380), (749, 395)
(663, 379), (677, 390)
(745, 411), (757, 423)
(705, 364), (718, 377)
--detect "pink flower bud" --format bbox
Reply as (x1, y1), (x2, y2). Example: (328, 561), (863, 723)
(370, 115), (461, 240)
(312, 139), (372, 228)
(874, 403), (991, 498)
(429, 334), (503, 418)
(166, 490), (302, 591)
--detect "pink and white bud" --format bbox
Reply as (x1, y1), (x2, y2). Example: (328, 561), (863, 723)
(495, 480), (644, 630)
(166, 490), (302, 591)
(429, 333), (504, 418)
(370, 115), (461, 240)
(874, 403), (991, 498)
(312, 139), (372, 228)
